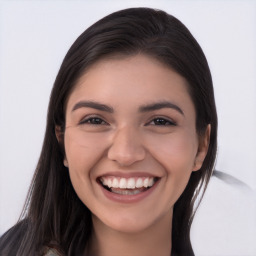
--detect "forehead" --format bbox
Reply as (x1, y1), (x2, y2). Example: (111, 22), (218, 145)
(66, 54), (194, 114)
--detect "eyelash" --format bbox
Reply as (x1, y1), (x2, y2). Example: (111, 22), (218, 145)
(79, 116), (109, 125)
(79, 116), (176, 127)
(147, 117), (176, 126)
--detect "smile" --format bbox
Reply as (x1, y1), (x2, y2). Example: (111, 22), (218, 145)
(98, 176), (159, 196)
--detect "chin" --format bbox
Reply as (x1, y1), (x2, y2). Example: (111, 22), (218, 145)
(98, 208), (170, 234)
(106, 218), (153, 234)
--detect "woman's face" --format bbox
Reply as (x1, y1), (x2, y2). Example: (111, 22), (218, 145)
(62, 54), (209, 233)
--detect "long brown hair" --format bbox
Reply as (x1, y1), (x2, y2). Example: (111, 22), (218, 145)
(0, 7), (217, 256)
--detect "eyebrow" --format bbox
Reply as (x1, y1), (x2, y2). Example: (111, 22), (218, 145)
(72, 100), (114, 113)
(139, 101), (184, 115)
(72, 100), (184, 115)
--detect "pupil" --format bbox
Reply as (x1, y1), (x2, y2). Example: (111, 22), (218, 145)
(155, 118), (166, 125)
(92, 118), (102, 124)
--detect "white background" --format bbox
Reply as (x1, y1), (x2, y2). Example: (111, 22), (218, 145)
(0, 0), (255, 254)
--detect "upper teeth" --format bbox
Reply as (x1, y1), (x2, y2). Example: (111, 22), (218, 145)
(100, 177), (155, 189)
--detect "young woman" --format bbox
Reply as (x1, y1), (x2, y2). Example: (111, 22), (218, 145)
(0, 7), (217, 256)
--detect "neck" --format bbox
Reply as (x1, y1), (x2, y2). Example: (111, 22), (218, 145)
(87, 210), (173, 256)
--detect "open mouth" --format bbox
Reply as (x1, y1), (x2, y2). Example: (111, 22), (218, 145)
(98, 176), (159, 196)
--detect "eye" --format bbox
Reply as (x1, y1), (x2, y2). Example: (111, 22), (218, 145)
(79, 116), (108, 125)
(148, 117), (176, 126)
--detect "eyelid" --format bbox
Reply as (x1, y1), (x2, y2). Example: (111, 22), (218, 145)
(79, 114), (109, 125)
(146, 116), (177, 126)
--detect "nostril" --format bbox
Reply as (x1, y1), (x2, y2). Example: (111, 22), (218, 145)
(107, 128), (146, 165)
(107, 143), (146, 166)
(108, 152), (145, 166)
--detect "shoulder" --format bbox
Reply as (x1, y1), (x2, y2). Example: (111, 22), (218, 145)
(0, 219), (29, 255)
(44, 248), (62, 256)
(0, 221), (63, 256)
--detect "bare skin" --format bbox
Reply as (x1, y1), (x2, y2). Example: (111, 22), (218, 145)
(58, 54), (210, 256)
(87, 209), (172, 256)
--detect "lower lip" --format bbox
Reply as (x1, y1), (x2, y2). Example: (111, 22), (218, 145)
(99, 180), (160, 203)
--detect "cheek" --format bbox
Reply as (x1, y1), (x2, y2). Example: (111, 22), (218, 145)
(64, 132), (107, 171)
(146, 132), (198, 202)
(63, 133), (107, 199)
(147, 131), (198, 171)
(64, 133), (108, 206)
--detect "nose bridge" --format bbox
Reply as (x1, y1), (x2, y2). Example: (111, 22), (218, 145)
(108, 125), (145, 166)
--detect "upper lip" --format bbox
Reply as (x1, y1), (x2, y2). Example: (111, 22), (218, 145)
(98, 171), (161, 179)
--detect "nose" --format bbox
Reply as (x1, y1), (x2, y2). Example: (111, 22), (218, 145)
(108, 126), (146, 166)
